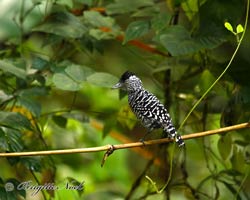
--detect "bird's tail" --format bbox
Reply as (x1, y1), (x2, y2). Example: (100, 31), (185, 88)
(163, 122), (185, 147)
(175, 134), (185, 147)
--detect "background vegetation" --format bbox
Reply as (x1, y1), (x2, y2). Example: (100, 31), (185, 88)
(0, 0), (249, 199)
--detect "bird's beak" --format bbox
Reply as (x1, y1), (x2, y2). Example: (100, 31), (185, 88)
(112, 82), (123, 89)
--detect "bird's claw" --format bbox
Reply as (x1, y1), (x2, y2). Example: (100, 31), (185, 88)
(139, 138), (146, 146)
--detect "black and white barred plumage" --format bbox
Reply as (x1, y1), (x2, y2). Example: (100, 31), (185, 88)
(112, 71), (184, 147)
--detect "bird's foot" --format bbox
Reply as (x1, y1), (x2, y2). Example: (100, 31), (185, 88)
(139, 138), (146, 146)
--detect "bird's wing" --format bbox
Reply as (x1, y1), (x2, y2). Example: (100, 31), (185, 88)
(131, 91), (170, 129)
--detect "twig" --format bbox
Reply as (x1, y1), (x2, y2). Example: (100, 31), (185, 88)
(101, 144), (115, 167)
(0, 122), (249, 157)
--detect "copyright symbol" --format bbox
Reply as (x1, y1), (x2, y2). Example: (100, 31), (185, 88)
(5, 182), (15, 192)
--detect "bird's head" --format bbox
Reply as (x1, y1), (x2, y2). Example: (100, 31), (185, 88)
(112, 71), (143, 92)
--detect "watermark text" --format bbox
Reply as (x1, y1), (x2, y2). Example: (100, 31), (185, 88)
(5, 180), (85, 196)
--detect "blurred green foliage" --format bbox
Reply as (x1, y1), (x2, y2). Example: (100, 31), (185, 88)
(0, 0), (249, 199)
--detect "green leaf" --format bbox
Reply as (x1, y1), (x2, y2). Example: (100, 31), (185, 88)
(84, 11), (121, 40)
(65, 64), (89, 83)
(131, 6), (160, 17)
(19, 87), (48, 97)
(0, 60), (26, 79)
(0, 128), (23, 152)
(182, 0), (199, 20)
(17, 87), (47, 117)
(123, 20), (150, 44)
(53, 63), (93, 91)
(106, 0), (154, 15)
(156, 25), (224, 56)
(56, 0), (73, 8)
(195, 35), (225, 49)
(53, 115), (68, 128)
(224, 22), (234, 33)
(219, 180), (239, 199)
(0, 111), (32, 131)
(53, 73), (80, 91)
(87, 72), (119, 88)
(151, 13), (171, 33)
(17, 97), (41, 118)
(236, 24), (244, 34)
(218, 134), (233, 160)
(157, 25), (201, 56)
(33, 12), (87, 38)
(32, 57), (49, 70)
(81, 0), (93, 6)
(84, 11), (115, 28)
(0, 128), (8, 150)
(8, 135), (22, 154)
(89, 29), (118, 40)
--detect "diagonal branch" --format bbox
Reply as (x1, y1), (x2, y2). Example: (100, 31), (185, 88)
(0, 122), (249, 157)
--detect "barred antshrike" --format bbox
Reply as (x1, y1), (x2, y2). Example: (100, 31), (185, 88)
(112, 71), (184, 147)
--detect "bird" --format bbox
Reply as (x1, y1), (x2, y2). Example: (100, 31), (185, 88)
(112, 71), (184, 147)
